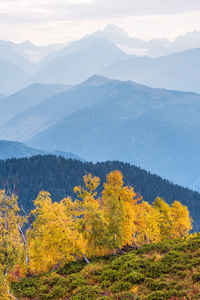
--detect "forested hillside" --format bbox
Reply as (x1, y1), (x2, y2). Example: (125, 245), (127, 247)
(0, 155), (199, 231)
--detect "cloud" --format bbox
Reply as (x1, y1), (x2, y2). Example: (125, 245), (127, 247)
(37, 0), (200, 20)
(0, 0), (199, 44)
(0, 0), (200, 25)
(95, 0), (200, 16)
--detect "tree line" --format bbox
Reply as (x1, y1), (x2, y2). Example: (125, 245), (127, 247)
(0, 155), (199, 231)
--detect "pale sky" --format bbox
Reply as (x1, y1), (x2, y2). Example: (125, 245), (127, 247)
(0, 0), (200, 45)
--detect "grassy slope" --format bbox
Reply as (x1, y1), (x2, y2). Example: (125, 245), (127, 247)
(11, 233), (200, 300)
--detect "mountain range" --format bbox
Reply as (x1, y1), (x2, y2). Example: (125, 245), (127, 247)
(1, 25), (200, 193)
(0, 75), (198, 191)
(24, 38), (128, 86)
(100, 48), (200, 94)
(90, 25), (200, 56)
(0, 25), (200, 95)
(20, 76), (199, 192)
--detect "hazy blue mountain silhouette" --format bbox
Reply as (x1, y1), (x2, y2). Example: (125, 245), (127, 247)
(25, 38), (128, 86)
(19, 76), (200, 192)
(0, 76), (116, 141)
(100, 48), (200, 94)
(0, 59), (29, 95)
(0, 83), (72, 126)
(0, 140), (83, 161)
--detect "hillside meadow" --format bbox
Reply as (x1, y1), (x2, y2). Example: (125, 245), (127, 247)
(0, 170), (194, 300)
(10, 233), (200, 300)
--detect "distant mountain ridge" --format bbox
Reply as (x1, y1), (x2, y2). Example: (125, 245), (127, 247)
(0, 25), (200, 94)
(90, 24), (170, 56)
(99, 48), (200, 94)
(0, 83), (72, 126)
(89, 25), (200, 56)
(0, 140), (84, 161)
(24, 38), (128, 86)
(0, 76), (118, 141)
(2, 75), (200, 192)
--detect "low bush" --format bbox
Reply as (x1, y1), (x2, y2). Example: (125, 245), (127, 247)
(146, 280), (168, 291)
(71, 285), (100, 299)
(100, 269), (119, 282)
(38, 285), (49, 293)
(192, 272), (200, 282)
(22, 286), (37, 298)
(112, 291), (139, 299)
(124, 271), (145, 284)
(100, 280), (112, 288)
(57, 260), (86, 275)
(110, 281), (132, 293)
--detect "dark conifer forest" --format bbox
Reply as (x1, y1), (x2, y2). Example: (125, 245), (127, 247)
(0, 155), (199, 231)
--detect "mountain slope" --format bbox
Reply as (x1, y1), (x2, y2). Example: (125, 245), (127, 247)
(100, 48), (200, 93)
(0, 76), (116, 141)
(24, 76), (200, 191)
(25, 38), (128, 86)
(0, 83), (72, 126)
(91, 24), (170, 55)
(0, 59), (29, 95)
(0, 140), (83, 161)
(10, 232), (200, 299)
(0, 40), (31, 72)
(165, 29), (200, 54)
(0, 93), (6, 101)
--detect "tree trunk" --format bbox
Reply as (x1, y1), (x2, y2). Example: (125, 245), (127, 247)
(71, 254), (80, 261)
(50, 260), (62, 273)
(82, 255), (90, 264)
(18, 224), (31, 277)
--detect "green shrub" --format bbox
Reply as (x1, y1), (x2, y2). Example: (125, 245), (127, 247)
(12, 276), (40, 292)
(190, 258), (200, 267)
(146, 280), (168, 291)
(23, 287), (37, 298)
(124, 271), (145, 283)
(170, 263), (186, 272)
(69, 277), (87, 289)
(136, 243), (157, 254)
(47, 285), (66, 299)
(110, 281), (132, 293)
(71, 285), (100, 299)
(100, 280), (111, 288)
(146, 261), (168, 278)
(113, 291), (139, 299)
(48, 275), (61, 286)
(100, 269), (119, 282)
(38, 285), (49, 293)
(192, 272), (200, 282)
(147, 289), (186, 300)
(57, 260), (86, 275)
(65, 273), (78, 283)
(38, 294), (49, 300)
(177, 271), (187, 278)
(146, 290), (166, 300)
